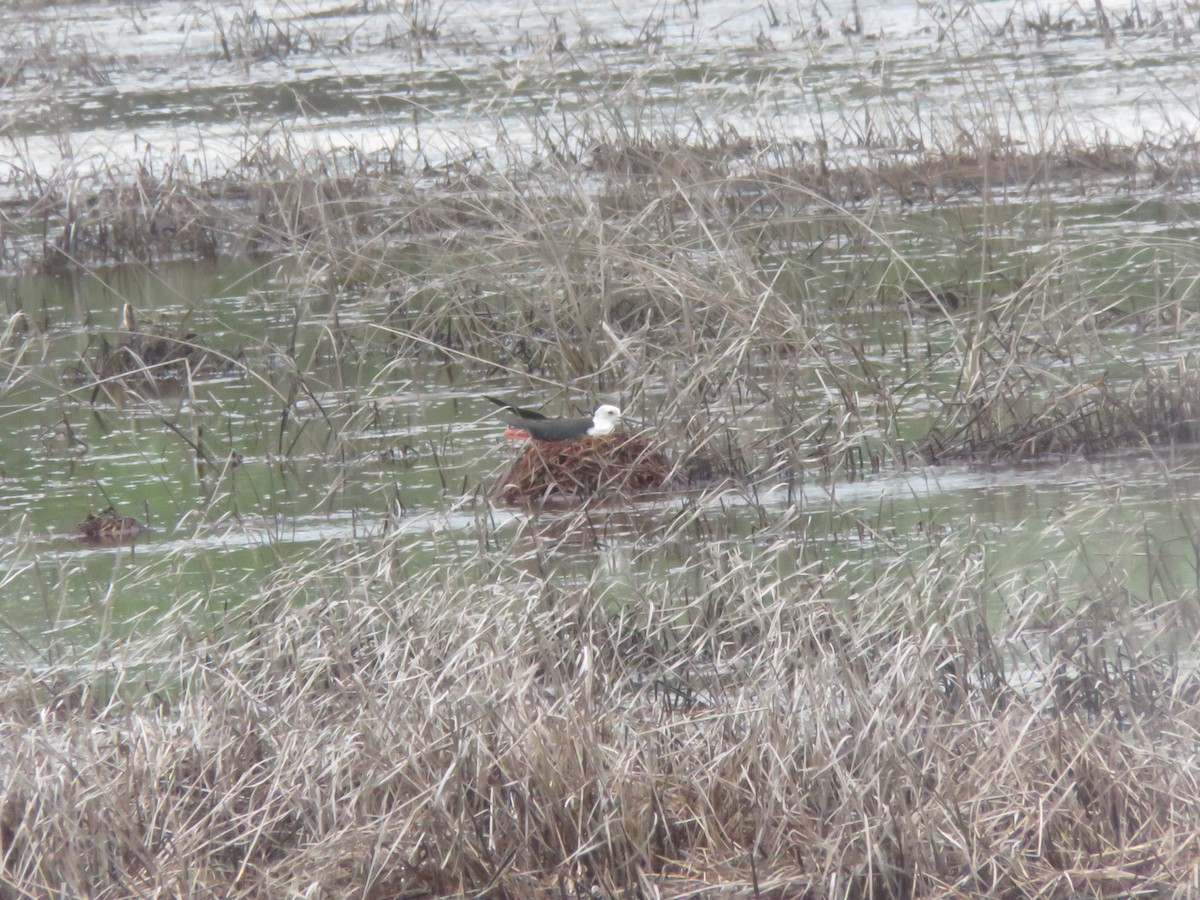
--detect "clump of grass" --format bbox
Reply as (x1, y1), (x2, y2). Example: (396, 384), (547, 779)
(0, 24), (113, 89)
(65, 304), (206, 394)
(918, 350), (1200, 462)
(907, 274), (1200, 460)
(919, 375), (1117, 462)
(39, 173), (219, 276)
(206, 1), (327, 63)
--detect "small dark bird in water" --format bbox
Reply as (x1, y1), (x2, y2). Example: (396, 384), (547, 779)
(485, 395), (624, 442)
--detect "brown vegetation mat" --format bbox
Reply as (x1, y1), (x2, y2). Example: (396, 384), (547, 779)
(493, 433), (671, 503)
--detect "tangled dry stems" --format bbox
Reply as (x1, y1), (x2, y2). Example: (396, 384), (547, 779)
(920, 364), (1200, 462)
(12, 128), (1200, 473)
(0, 529), (1196, 897)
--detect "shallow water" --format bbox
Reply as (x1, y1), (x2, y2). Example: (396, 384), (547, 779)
(1, 240), (1198, 656)
(3, 0), (1199, 185)
(1, 0), (1200, 657)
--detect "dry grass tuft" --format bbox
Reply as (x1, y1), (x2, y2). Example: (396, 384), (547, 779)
(921, 364), (1200, 462)
(91, 331), (199, 385)
(40, 179), (219, 275)
(0, 530), (1196, 896)
(62, 307), (210, 399)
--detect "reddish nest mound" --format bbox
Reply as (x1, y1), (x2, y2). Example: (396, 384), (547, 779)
(494, 434), (671, 504)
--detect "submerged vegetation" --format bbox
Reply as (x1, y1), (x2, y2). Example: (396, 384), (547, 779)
(2, 0), (1200, 895)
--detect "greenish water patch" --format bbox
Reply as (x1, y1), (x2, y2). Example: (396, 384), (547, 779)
(1, 0), (1200, 666)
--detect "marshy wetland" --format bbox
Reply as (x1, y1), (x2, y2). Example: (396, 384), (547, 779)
(3, 0), (1200, 895)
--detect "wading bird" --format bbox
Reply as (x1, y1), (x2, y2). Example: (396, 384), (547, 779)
(485, 395), (624, 442)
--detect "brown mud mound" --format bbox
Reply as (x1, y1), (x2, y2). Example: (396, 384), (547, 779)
(493, 433), (671, 504)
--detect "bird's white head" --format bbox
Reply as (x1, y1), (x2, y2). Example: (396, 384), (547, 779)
(589, 404), (623, 435)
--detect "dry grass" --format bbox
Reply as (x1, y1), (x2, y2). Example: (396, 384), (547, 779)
(13, 139), (1199, 274)
(920, 365), (1200, 462)
(0, 523), (1197, 897)
(4, 3), (1200, 895)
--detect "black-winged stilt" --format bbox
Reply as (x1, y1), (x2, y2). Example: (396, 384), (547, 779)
(485, 396), (625, 442)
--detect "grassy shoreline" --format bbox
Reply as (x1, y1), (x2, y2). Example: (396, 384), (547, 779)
(2, 521), (1197, 896)
(5, 135), (1199, 277)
